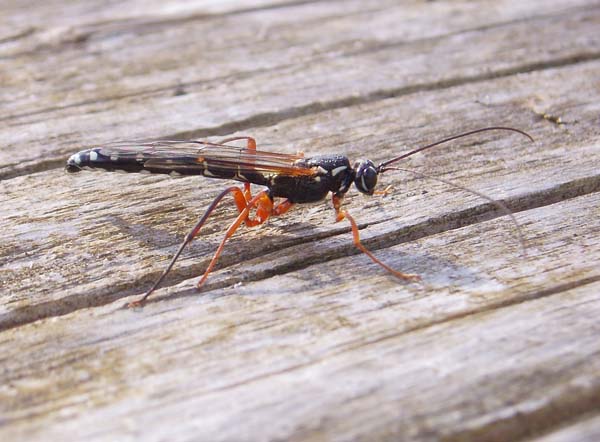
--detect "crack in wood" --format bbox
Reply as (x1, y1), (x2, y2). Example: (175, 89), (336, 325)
(340, 4), (598, 59)
(0, 26), (36, 44)
(0, 0), (330, 60)
(441, 379), (600, 442)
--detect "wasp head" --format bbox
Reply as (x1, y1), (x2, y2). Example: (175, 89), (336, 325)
(353, 159), (378, 195)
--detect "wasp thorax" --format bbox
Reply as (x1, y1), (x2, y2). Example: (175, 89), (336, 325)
(354, 159), (378, 194)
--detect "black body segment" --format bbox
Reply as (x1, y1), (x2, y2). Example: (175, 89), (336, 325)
(270, 155), (354, 203)
(66, 148), (147, 174)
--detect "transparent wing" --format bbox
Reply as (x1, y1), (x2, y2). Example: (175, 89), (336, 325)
(97, 140), (315, 176)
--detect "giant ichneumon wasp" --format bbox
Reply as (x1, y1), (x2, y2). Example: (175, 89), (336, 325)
(66, 126), (533, 306)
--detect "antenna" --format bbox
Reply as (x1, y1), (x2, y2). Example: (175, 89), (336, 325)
(384, 166), (528, 256)
(378, 126), (534, 172)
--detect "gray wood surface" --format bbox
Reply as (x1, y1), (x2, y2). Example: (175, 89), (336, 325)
(1, 1), (599, 441)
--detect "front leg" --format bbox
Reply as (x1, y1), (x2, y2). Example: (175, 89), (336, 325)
(332, 193), (345, 222)
(331, 193), (420, 282)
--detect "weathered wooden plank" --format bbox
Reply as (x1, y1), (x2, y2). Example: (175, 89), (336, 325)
(1, 192), (599, 441)
(1, 1), (598, 177)
(2, 1), (600, 440)
(1, 58), (599, 328)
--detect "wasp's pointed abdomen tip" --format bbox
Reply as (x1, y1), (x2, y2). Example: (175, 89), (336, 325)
(65, 152), (84, 173)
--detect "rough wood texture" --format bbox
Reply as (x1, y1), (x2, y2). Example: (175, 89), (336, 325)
(1, 1), (599, 441)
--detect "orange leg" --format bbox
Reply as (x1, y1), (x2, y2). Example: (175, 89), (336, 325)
(272, 199), (294, 216)
(196, 190), (273, 289)
(194, 193), (293, 290)
(332, 194), (420, 282)
(373, 184), (394, 196)
(128, 186), (272, 307)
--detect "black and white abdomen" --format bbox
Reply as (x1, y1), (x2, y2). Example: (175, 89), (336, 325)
(66, 148), (146, 174)
(65, 149), (94, 172)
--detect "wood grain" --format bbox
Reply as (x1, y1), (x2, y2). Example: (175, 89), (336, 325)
(1, 1), (599, 441)
(2, 194), (599, 441)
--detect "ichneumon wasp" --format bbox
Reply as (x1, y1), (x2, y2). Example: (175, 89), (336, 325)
(66, 126), (533, 307)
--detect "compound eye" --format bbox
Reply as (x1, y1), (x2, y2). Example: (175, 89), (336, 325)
(354, 160), (378, 194)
